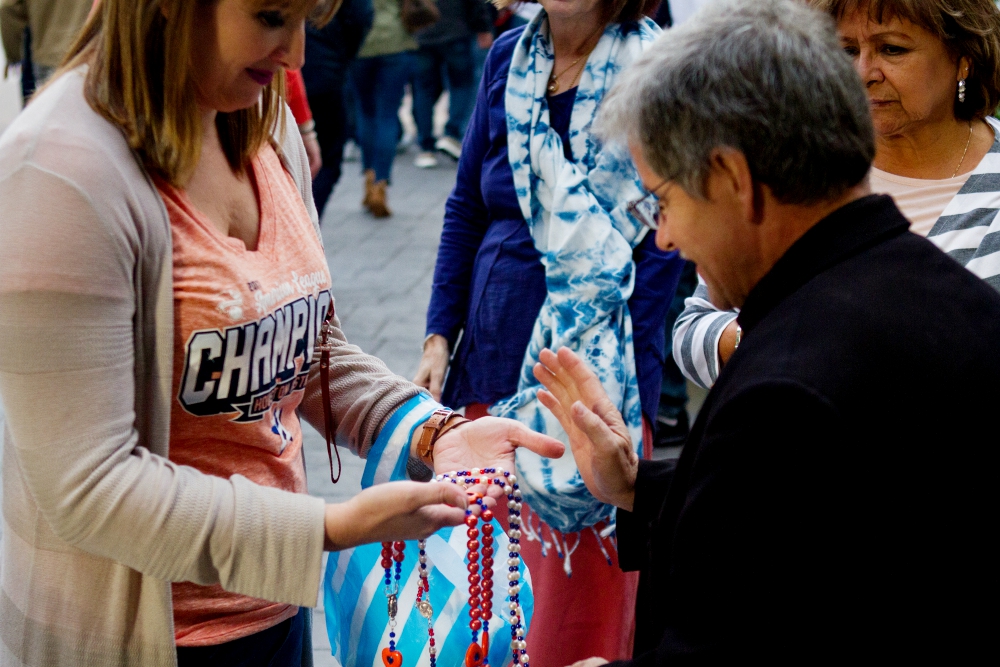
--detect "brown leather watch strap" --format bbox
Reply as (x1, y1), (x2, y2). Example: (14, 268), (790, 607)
(417, 409), (470, 464)
(315, 303), (342, 484)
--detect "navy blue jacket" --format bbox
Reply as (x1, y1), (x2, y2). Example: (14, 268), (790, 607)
(426, 28), (685, 422)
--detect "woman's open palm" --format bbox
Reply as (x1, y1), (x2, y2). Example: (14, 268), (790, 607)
(433, 416), (564, 477)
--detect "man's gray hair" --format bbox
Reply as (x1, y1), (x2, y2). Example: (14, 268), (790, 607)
(597, 0), (875, 204)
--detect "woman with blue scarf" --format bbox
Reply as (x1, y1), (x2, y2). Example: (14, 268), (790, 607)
(415, 1), (684, 664)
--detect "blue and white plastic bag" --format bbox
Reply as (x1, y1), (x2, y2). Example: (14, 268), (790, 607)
(324, 522), (533, 667)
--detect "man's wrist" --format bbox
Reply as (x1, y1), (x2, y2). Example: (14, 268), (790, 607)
(616, 458), (638, 511)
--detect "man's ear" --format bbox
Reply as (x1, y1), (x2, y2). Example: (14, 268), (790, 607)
(706, 147), (755, 221)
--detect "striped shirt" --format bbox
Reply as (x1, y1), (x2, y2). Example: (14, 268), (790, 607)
(673, 117), (1000, 389)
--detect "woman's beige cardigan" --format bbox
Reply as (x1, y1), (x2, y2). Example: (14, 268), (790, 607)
(0, 70), (423, 666)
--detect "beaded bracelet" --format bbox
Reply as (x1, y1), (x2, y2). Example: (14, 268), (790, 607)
(378, 467), (528, 667)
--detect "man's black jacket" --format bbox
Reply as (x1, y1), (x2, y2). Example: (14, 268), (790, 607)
(614, 195), (999, 664)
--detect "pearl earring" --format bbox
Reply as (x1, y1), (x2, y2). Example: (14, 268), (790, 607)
(958, 78), (967, 103)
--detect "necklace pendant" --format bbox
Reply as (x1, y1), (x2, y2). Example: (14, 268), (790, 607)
(547, 78), (558, 94)
(465, 641), (485, 667)
(382, 647), (404, 667)
(417, 600), (433, 619)
(387, 593), (398, 619)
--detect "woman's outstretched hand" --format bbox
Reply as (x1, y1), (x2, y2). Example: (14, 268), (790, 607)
(324, 481), (469, 551)
(432, 416), (565, 477)
(533, 347), (637, 511)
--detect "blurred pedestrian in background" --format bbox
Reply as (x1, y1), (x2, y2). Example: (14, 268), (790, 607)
(411, 0), (493, 169)
(352, 0), (420, 218)
(415, 1), (684, 664)
(303, 0), (373, 216)
(0, 0), (90, 98)
(673, 0), (1000, 390)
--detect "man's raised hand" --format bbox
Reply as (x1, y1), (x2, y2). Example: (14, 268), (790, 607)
(533, 347), (638, 511)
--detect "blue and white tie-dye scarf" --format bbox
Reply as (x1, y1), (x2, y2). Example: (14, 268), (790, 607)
(491, 12), (661, 533)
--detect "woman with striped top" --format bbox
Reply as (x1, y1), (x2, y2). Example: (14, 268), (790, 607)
(674, 0), (1000, 389)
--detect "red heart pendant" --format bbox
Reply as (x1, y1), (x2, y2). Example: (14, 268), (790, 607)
(465, 641), (485, 667)
(382, 647), (403, 667)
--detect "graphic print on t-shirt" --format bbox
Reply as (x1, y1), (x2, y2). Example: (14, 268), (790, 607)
(178, 283), (331, 422)
(163, 142), (335, 647)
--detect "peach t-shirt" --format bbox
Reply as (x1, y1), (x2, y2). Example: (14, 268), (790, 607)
(160, 144), (332, 647)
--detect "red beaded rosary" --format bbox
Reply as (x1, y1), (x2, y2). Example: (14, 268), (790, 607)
(378, 467), (528, 667)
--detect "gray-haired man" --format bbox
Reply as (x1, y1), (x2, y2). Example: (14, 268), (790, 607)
(534, 0), (999, 662)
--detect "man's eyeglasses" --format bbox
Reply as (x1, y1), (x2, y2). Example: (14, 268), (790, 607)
(626, 180), (668, 231)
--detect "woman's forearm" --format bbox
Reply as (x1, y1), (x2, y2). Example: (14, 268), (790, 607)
(671, 280), (740, 389)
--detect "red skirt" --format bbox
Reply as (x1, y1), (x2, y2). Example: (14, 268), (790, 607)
(464, 404), (653, 667)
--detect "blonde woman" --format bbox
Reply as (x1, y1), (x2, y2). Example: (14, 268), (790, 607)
(0, 1), (561, 666)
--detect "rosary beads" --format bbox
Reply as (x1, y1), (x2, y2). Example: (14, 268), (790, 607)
(378, 467), (529, 667)
(381, 537), (438, 667)
(380, 540), (407, 667)
(434, 467), (529, 667)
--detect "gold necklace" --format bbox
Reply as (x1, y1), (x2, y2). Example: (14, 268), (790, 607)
(547, 26), (605, 95)
(548, 55), (586, 94)
(952, 122), (974, 178)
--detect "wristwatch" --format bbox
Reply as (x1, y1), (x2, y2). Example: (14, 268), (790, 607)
(417, 408), (471, 464)
(733, 323), (743, 350)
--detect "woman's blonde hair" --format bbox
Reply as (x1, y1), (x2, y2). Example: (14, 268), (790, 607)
(813, 0), (1000, 120)
(59, 0), (339, 185)
(492, 0), (654, 25)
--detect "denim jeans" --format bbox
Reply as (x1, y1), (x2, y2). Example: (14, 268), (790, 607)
(412, 38), (477, 151)
(351, 51), (416, 182)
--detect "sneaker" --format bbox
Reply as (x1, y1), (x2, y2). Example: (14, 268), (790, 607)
(435, 135), (462, 161)
(414, 151), (439, 169)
